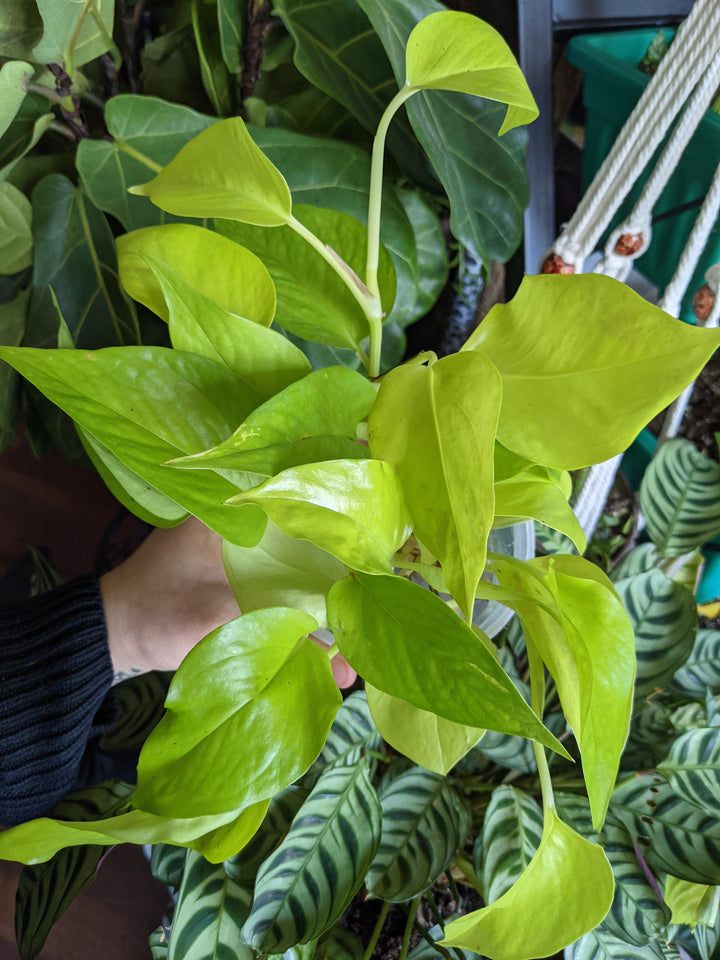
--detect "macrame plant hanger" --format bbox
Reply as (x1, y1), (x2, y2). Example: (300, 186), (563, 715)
(539, 0), (720, 539)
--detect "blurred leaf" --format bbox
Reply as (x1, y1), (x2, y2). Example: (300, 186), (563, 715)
(0, 61), (33, 139)
(0, 0), (43, 60)
(190, 0), (232, 116)
(218, 0), (243, 73)
(0, 181), (32, 274)
(0, 284), (29, 450)
(33, 0), (115, 70)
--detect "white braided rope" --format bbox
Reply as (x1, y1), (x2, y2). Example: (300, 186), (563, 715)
(595, 49), (720, 281)
(554, 0), (720, 270)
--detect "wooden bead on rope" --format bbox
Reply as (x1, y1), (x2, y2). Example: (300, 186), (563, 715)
(540, 253), (575, 274)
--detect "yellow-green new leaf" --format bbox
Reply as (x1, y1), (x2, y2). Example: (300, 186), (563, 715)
(227, 460), (412, 575)
(129, 118), (293, 225)
(464, 274), (720, 469)
(366, 684), (484, 775)
(369, 351), (502, 618)
(494, 471), (586, 553)
(491, 555), (635, 828)
(117, 223), (276, 325)
(442, 812), (614, 959)
(405, 11), (538, 134)
(665, 876), (720, 929)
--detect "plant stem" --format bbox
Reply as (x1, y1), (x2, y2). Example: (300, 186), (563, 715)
(411, 921), (455, 960)
(26, 83), (64, 105)
(399, 898), (420, 960)
(363, 901), (390, 960)
(365, 86), (415, 302)
(527, 641), (555, 814)
(287, 214), (383, 376)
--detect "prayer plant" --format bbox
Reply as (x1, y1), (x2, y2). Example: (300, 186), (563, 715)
(3, 5), (720, 960)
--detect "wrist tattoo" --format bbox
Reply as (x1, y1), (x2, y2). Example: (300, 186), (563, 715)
(112, 667), (143, 685)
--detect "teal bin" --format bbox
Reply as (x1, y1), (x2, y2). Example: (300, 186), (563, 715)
(566, 29), (720, 323)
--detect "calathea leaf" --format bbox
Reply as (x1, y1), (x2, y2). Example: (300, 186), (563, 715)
(658, 726), (720, 818)
(316, 928), (364, 960)
(100, 671), (172, 752)
(33, 0), (115, 70)
(223, 521), (347, 628)
(317, 690), (381, 769)
(129, 117), (293, 224)
(168, 850), (254, 960)
(442, 811), (614, 960)
(491, 554), (635, 828)
(133, 608), (341, 818)
(117, 222), (276, 325)
(481, 786), (543, 904)
(0, 345), (268, 545)
(76, 96), (217, 231)
(641, 438), (720, 557)
(227, 460), (412, 576)
(171, 365), (374, 476)
(365, 684), (484, 776)
(464, 274), (720, 470)
(610, 774), (720, 886)
(225, 785), (307, 886)
(242, 753), (382, 951)
(356, 0), (532, 263)
(150, 844), (188, 889)
(216, 204), (395, 350)
(565, 927), (674, 960)
(493, 471), (586, 554)
(365, 765), (471, 902)
(672, 629), (720, 701)
(147, 258), (309, 399)
(369, 351), (502, 618)
(328, 573), (570, 756)
(149, 925), (170, 959)
(610, 543), (659, 582)
(614, 569), (696, 703)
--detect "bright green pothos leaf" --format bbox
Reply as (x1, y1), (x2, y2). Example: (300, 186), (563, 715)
(134, 608), (341, 818)
(356, 0), (531, 263)
(366, 683), (483, 775)
(242, 754), (382, 952)
(168, 850), (254, 960)
(641, 438), (720, 557)
(464, 274), (720, 470)
(77, 96), (217, 231)
(369, 351), (501, 618)
(494, 471), (586, 553)
(117, 223), (276, 325)
(0, 61), (32, 140)
(0, 181), (32, 274)
(129, 117), (292, 224)
(33, 0), (115, 71)
(665, 875), (720, 929)
(442, 811), (614, 960)
(614, 569), (696, 703)
(223, 521), (347, 628)
(328, 573), (570, 756)
(217, 204), (395, 350)
(481, 786), (543, 904)
(147, 258), (309, 399)
(171, 365), (374, 476)
(672, 629), (720, 701)
(366, 765), (471, 901)
(658, 726), (720, 818)
(491, 555), (635, 828)
(0, 345), (268, 545)
(404, 11), (538, 133)
(228, 460), (412, 576)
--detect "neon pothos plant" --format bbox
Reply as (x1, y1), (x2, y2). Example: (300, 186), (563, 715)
(2, 10), (720, 960)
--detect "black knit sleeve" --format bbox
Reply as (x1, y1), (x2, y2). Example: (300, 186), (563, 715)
(0, 575), (117, 826)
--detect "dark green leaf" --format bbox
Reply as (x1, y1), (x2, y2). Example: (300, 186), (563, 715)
(316, 928), (364, 960)
(0, 0), (43, 59)
(0, 284), (28, 450)
(100, 671), (172, 752)
(225, 785), (307, 886)
(150, 844), (188, 889)
(218, 0), (243, 73)
(317, 690), (381, 769)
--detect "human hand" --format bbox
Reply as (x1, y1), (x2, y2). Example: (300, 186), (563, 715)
(99, 517), (356, 689)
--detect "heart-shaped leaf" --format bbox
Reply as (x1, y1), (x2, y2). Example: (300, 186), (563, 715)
(129, 117), (292, 225)
(464, 274), (720, 469)
(134, 608), (341, 818)
(228, 460), (412, 575)
(172, 365), (374, 476)
(369, 351), (501, 618)
(329, 572), (569, 756)
(117, 223), (276, 325)
(33, 0), (114, 69)
(405, 11), (538, 134)
(442, 812), (614, 959)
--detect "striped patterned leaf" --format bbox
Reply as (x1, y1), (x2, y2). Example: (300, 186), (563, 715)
(316, 928), (364, 960)
(615, 570), (696, 702)
(610, 543), (658, 582)
(224, 785), (307, 886)
(611, 775), (720, 885)
(477, 712), (566, 773)
(480, 786), (543, 903)
(100, 671), (172, 751)
(15, 779), (134, 959)
(366, 766), (472, 902)
(695, 921), (720, 960)
(672, 629), (720, 701)
(242, 754), (381, 952)
(641, 438), (720, 557)
(168, 850), (253, 960)
(620, 701), (673, 772)
(150, 844), (188, 888)
(318, 690), (380, 769)
(269, 943), (317, 960)
(409, 924), (478, 959)
(565, 926), (674, 959)
(149, 925), (171, 959)
(659, 726), (720, 817)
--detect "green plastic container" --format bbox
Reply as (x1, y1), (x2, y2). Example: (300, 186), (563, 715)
(566, 29), (720, 323)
